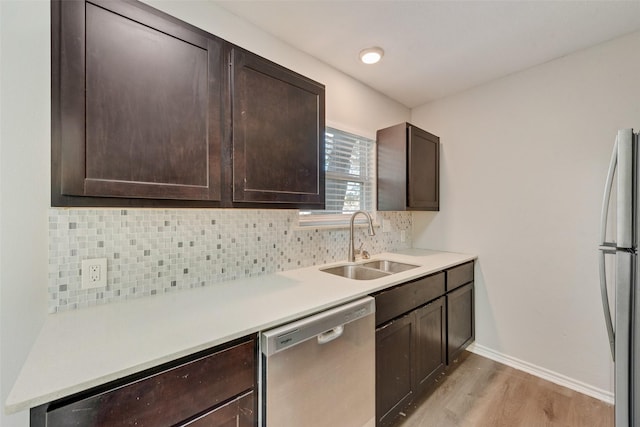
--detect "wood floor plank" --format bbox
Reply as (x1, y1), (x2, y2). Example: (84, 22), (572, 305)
(395, 352), (613, 427)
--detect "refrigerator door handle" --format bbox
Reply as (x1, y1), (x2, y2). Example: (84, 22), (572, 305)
(616, 129), (635, 248)
(598, 248), (616, 360)
(615, 251), (634, 427)
(600, 135), (618, 247)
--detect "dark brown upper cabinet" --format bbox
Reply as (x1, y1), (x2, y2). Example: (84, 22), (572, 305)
(377, 122), (439, 211)
(231, 48), (325, 208)
(51, 0), (325, 209)
(52, 0), (225, 206)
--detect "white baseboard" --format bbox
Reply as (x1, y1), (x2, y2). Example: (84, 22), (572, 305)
(467, 343), (614, 404)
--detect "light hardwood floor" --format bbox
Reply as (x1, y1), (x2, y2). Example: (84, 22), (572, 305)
(395, 353), (613, 427)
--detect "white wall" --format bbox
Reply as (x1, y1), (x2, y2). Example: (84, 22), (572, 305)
(0, 1), (408, 426)
(1, 1), (51, 426)
(412, 30), (640, 397)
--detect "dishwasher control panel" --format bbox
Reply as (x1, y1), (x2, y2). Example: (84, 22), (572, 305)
(261, 296), (375, 356)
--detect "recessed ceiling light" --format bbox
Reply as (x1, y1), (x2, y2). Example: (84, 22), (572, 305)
(359, 47), (384, 65)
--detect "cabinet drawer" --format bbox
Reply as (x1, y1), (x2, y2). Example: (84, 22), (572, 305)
(375, 272), (445, 326)
(182, 390), (255, 427)
(45, 339), (256, 427)
(446, 262), (474, 292)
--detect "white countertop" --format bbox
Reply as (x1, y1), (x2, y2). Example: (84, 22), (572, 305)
(6, 249), (475, 414)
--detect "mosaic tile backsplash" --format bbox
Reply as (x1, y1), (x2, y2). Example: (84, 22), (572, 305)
(48, 209), (412, 313)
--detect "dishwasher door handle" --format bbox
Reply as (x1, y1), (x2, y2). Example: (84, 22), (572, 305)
(317, 325), (344, 344)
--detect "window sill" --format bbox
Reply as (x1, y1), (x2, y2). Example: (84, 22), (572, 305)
(293, 222), (381, 231)
(296, 211), (379, 230)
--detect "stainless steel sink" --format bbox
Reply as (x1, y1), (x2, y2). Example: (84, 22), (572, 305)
(361, 260), (419, 274)
(320, 259), (419, 280)
(320, 265), (391, 280)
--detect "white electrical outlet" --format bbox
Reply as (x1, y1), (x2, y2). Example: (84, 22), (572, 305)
(382, 219), (391, 233)
(400, 230), (407, 242)
(82, 258), (107, 289)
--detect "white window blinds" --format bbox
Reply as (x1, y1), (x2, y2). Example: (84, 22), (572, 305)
(300, 127), (375, 226)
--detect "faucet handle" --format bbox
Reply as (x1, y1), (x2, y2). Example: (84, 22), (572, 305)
(356, 242), (371, 260)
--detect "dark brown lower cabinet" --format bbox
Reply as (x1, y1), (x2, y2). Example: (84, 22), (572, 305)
(373, 261), (475, 427)
(447, 282), (475, 364)
(415, 297), (446, 391)
(375, 297), (446, 427)
(376, 314), (414, 427)
(31, 336), (257, 427)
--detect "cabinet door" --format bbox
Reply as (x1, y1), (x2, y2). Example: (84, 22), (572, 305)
(53, 0), (224, 204)
(376, 314), (414, 427)
(415, 297), (446, 391)
(231, 48), (325, 207)
(407, 125), (439, 210)
(447, 283), (475, 364)
(181, 391), (255, 427)
(377, 122), (439, 211)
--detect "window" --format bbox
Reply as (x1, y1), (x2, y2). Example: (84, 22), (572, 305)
(300, 127), (375, 226)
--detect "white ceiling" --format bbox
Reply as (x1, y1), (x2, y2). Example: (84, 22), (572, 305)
(214, 0), (640, 108)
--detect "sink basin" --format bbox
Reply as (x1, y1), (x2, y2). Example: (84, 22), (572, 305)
(320, 265), (391, 280)
(361, 260), (419, 274)
(320, 259), (419, 280)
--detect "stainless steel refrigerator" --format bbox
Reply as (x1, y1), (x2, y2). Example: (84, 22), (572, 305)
(599, 128), (640, 427)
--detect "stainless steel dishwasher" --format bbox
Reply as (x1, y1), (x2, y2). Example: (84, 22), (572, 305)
(260, 296), (375, 427)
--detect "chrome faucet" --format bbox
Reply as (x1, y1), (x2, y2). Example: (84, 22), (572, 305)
(348, 210), (375, 262)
